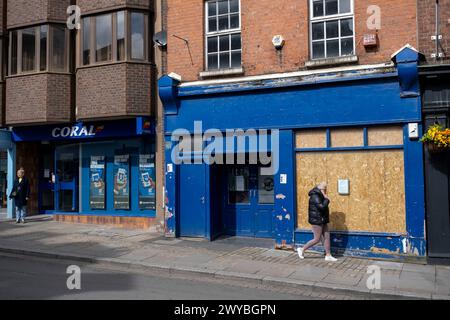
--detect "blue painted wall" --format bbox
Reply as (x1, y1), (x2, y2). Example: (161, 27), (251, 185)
(166, 75), (420, 134)
(159, 47), (427, 258)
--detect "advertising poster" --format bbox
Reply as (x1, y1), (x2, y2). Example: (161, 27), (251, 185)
(90, 156), (106, 209)
(113, 155), (130, 210)
(138, 154), (156, 210)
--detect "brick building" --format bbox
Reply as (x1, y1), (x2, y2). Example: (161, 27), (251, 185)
(159, 0), (428, 260)
(0, 0), (166, 231)
(418, 0), (450, 261)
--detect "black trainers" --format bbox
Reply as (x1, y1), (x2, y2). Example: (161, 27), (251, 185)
(15, 220), (20, 224)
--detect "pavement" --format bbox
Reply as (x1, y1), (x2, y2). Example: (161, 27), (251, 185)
(0, 215), (449, 300)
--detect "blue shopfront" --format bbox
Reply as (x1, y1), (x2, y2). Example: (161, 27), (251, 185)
(159, 46), (428, 260)
(11, 118), (157, 218)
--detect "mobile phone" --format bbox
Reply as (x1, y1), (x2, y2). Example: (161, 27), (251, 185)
(117, 168), (126, 184)
(141, 172), (151, 187)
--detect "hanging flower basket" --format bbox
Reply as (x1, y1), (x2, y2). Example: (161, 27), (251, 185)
(425, 141), (449, 154)
(420, 124), (450, 154)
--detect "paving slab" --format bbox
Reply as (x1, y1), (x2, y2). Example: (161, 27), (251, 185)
(288, 265), (330, 282)
(256, 263), (298, 278)
(398, 271), (436, 293)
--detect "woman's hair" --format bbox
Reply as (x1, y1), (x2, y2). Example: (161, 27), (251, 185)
(317, 182), (327, 190)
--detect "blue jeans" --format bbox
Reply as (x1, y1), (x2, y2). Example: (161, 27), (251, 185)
(15, 206), (27, 222)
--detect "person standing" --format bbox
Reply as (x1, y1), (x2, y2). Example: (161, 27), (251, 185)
(9, 168), (30, 224)
(297, 182), (337, 262)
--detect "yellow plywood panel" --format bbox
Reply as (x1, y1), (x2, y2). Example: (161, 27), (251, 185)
(296, 130), (327, 149)
(368, 126), (404, 146)
(330, 128), (364, 147)
(296, 150), (406, 233)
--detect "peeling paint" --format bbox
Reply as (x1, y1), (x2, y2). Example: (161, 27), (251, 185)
(370, 247), (400, 254)
(276, 193), (286, 200)
(284, 214), (290, 220)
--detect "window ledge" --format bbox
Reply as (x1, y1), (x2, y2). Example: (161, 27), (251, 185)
(305, 55), (359, 69)
(199, 67), (244, 79)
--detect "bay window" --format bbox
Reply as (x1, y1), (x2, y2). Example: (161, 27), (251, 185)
(8, 24), (69, 75)
(310, 0), (355, 60)
(80, 10), (149, 66)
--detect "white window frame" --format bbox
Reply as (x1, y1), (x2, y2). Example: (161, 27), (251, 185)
(204, 0), (242, 71)
(309, 0), (355, 60)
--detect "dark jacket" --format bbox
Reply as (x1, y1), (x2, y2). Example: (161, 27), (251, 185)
(9, 177), (31, 207)
(308, 187), (330, 225)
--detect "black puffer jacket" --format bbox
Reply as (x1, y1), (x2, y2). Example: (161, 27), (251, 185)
(308, 187), (330, 225)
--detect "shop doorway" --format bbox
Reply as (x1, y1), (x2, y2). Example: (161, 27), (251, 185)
(39, 144), (55, 213)
(221, 165), (274, 238)
(54, 145), (79, 212)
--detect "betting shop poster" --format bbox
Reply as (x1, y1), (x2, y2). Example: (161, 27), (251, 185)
(90, 156), (105, 209)
(113, 155), (130, 210)
(138, 154), (156, 210)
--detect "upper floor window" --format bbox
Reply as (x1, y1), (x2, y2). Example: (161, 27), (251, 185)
(205, 0), (241, 71)
(8, 24), (69, 75)
(310, 0), (354, 60)
(80, 10), (149, 66)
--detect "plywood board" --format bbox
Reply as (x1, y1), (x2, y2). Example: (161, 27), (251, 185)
(368, 126), (404, 146)
(295, 130), (327, 149)
(296, 150), (406, 234)
(330, 128), (364, 147)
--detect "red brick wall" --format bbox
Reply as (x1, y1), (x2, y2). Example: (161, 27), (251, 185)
(76, 0), (152, 14)
(418, 0), (450, 63)
(76, 63), (152, 120)
(6, 74), (72, 125)
(167, 0), (418, 81)
(7, 0), (71, 28)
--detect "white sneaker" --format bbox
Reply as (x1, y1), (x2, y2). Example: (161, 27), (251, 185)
(297, 247), (304, 259)
(325, 255), (338, 262)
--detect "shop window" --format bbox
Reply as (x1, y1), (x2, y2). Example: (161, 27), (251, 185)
(368, 126), (404, 146)
(296, 130), (327, 149)
(206, 0), (242, 71)
(8, 24), (69, 75)
(81, 138), (156, 214)
(310, 0), (354, 60)
(80, 10), (149, 66)
(330, 128), (363, 147)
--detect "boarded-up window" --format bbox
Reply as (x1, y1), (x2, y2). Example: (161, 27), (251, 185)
(368, 126), (403, 146)
(296, 130), (327, 149)
(330, 128), (364, 147)
(296, 150), (406, 234)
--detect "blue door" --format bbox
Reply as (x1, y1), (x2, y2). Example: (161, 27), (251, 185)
(54, 145), (79, 212)
(223, 165), (274, 238)
(179, 163), (207, 237)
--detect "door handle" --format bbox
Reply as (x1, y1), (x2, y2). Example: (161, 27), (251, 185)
(200, 196), (205, 204)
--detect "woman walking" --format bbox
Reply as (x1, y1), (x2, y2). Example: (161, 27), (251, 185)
(297, 182), (337, 262)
